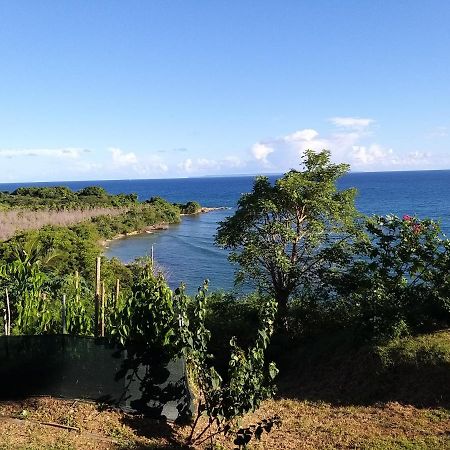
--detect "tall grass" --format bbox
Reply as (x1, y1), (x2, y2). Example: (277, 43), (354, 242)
(0, 207), (128, 241)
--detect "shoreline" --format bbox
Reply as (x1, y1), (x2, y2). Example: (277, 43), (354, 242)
(101, 223), (169, 247)
(102, 206), (227, 247)
(180, 206), (228, 216)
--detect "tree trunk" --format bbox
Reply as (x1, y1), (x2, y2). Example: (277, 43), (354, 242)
(275, 289), (290, 331)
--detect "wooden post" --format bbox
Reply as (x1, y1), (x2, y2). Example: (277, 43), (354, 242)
(95, 257), (101, 337)
(3, 307), (6, 336)
(115, 279), (120, 307)
(101, 281), (106, 337)
(5, 288), (11, 336)
(75, 270), (79, 304)
(62, 294), (67, 334)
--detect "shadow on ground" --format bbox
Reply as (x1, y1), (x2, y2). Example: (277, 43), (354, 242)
(271, 329), (450, 409)
(119, 413), (189, 449)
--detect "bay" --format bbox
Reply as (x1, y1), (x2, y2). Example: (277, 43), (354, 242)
(2, 170), (450, 292)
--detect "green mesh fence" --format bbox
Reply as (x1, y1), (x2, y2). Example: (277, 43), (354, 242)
(0, 335), (193, 422)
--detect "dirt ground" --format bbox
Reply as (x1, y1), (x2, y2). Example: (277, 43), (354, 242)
(0, 396), (449, 449)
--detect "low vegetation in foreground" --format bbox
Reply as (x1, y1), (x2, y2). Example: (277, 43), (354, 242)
(1, 150), (450, 449)
(0, 331), (449, 449)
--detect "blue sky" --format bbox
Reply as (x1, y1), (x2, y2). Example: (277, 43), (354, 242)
(1, 0), (450, 182)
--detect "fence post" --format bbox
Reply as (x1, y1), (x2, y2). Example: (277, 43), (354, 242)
(101, 281), (106, 337)
(95, 257), (101, 337)
(62, 294), (67, 334)
(5, 288), (10, 336)
(115, 278), (120, 307)
(75, 270), (79, 304)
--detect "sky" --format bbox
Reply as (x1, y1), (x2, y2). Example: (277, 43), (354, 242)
(1, 0), (450, 182)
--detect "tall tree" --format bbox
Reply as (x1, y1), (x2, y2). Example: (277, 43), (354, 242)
(216, 149), (359, 315)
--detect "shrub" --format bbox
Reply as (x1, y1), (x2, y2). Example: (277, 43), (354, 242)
(333, 215), (450, 341)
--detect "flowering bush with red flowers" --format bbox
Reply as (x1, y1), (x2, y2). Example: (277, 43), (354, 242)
(330, 214), (450, 341)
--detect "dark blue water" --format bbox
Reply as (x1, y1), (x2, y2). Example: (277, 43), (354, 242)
(2, 171), (450, 292)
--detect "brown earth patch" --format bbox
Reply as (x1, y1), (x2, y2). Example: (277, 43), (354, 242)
(1, 396), (449, 449)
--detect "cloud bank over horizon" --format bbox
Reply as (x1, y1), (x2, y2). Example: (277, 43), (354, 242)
(1, 116), (449, 183)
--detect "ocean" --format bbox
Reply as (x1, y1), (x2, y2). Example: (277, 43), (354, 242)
(2, 170), (450, 292)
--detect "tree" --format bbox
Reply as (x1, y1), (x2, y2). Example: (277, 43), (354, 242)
(77, 186), (108, 198)
(216, 149), (359, 316)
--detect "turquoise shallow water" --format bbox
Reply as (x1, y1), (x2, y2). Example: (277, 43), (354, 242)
(2, 170), (450, 292)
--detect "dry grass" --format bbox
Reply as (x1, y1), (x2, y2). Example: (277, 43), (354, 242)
(232, 399), (450, 450)
(1, 332), (449, 449)
(0, 208), (127, 241)
(0, 397), (176, 449)
(0, 396), (449, 449)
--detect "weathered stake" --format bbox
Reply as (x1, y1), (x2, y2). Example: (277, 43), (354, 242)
(3, 307), (6, 336)
(62, 294), (67, 334)
(101, 281), (106, 337)
(75, 270), (79, 304)
(5, 288), (11, 336)
(95, 257), (101, 337)
(115, 278), (120, 307)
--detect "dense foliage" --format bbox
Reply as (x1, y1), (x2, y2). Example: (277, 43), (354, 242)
(216, 149), (360, 317)
(1, 153), (450, 447)
(176, 282), (279, 446)
(0, 186), (138, 210)
(0, 195), (184, 336)
(329, 214), (450, 341)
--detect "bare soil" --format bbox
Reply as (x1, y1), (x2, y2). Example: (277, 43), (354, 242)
(0, 396), (448, 449)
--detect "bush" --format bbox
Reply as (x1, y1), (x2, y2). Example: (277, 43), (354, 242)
(179, 201), (201, 214)
(332, 215), (450, 341)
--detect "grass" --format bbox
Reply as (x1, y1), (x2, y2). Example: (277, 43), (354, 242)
(275, 329), (450, 409)
(0, 397), (448, 449)
(0, 330), (449, 449)
(0, 207), (128, 241)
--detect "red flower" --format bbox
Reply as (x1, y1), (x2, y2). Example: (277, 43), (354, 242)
(413, 224), (422, 234)
(403, 214), (412, 221)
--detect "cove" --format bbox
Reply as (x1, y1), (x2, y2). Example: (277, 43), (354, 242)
(104, 209), (237, 294)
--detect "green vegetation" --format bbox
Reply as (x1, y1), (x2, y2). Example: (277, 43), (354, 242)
(0, 186), (138, 210)
(216, 150), (360, 318)
(0, 186), (195, 241)
(176, 200), (202, 214)
(217, 150), (450, 342)
(178, 284), (278, 446)
(1, 152), (450, 448)
(0, 195), (182, 336)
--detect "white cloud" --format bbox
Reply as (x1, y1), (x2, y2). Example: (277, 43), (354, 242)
(285, 129), (319, 142)
(72, 161), (103, 173)
(109, 147), (138, 167)
(247, 119), (431, 172)
(352, 144), (393, 165)
(135, 160), (169, 175)
(178, 158), (193, 173)
(248, 128), (330, 171)
(222, 156), (244, 168)
(250, 143), (274, 164)
(177, 155), (245, 174)
(329, 117), (374, 129)
(0, 148), (84, 159)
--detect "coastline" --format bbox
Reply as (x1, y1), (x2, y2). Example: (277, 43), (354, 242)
(101, 223), (169, 247)
(102, 206), (227, 247)
(180, 206), (228, 216)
